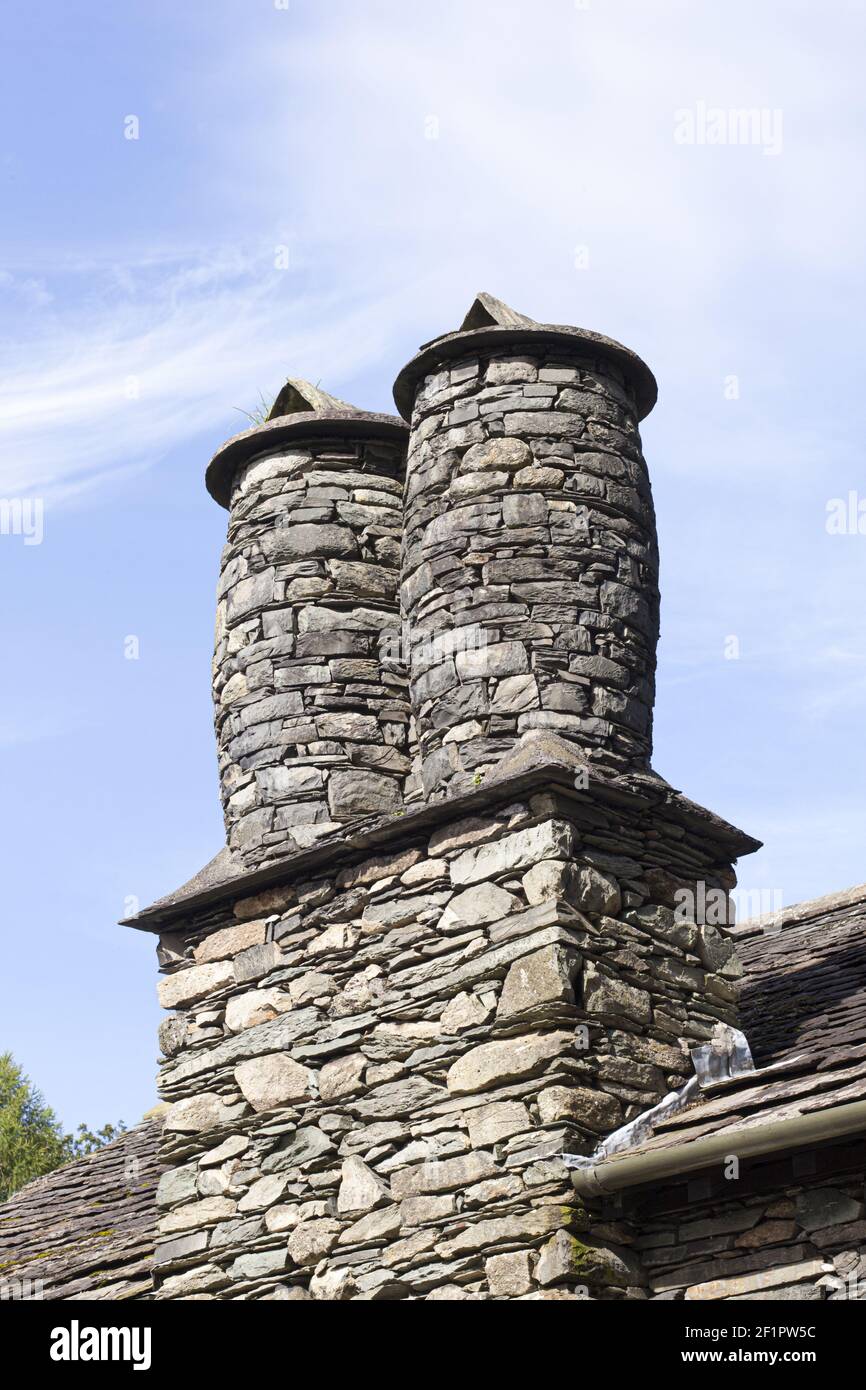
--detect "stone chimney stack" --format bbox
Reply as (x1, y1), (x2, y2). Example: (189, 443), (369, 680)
(394, 294), (660, 801)
(207, 382), (410, 868)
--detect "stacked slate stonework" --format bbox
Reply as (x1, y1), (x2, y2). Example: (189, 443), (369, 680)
(7, 295), (863, 1302)
(207, 381), (410, 868)
(139, 769), (753, 1300)
(569, 885), (866, 1300)
(119, 294), (778, 1301)
(394, 293), (660, 801)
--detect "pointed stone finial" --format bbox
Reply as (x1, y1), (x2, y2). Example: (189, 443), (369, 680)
(267, 378), (357, 422)
(458, 292), (539, 333)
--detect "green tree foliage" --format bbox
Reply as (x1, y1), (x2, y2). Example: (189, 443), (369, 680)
(65, 1122), (126, 1159)
(0, 1051), (66, 1201)
(0, 1053), (125, 1202)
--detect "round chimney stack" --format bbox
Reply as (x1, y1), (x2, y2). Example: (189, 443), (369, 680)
(394, 293), (660, 800)
(207, 381), (409, 868)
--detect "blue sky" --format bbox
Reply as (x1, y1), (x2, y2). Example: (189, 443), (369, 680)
(2, 0), (864, 1129)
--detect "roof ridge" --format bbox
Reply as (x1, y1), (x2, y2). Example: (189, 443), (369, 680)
(734, 879), (866, 936)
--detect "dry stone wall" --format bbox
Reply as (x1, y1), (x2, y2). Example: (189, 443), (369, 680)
(400, 346), (660, 801)
(142, 301), (769, 1302)
(151, 781), (744, 1300)
(212, 432), (410, 868)
(634, 1171), (866, 1300)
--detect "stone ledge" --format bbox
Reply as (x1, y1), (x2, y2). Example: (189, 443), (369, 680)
(393, 323), (658, 423)
(122, 761), (761, 932)
(205, 411), (409, 508)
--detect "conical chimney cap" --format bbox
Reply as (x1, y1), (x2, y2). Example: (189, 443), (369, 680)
(206, 376), (407, 508)
(395, 292), (657, 422)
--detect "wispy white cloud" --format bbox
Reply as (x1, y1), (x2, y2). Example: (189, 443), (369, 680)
(3, 0), (863, 508)
(0, 253), (413, 502)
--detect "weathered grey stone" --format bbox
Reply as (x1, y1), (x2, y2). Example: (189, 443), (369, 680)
(391, 1152), (499, 1198)
(318, 1053), (367, 1102)
(264, 523), (358, 561)
(226, 571), (275, 623)
(435, 1207), (566, 1259)
(574, 866), (622, 916)
(503, 493), (548, 526)
(310, 1267), (357, 1300)
(156, 1165), (198, 1209)
(446, 1032), (574, 1095)
(159, 1197), (238, 1234)
(455, 641), (529, 681)
(486, 359), (538, 386)
(299, 604), (396, 634)
(496, 945), (579, 1019)
(265, 1126), (336, 1169)
(486, 1250), (534, 1297)
(684, 1260), (828, 1301)
(440, 991), (495, 1033)
(237, 1174), (289, 1213)
(288, 1219), (341, 1266)
(235, 1054), (313, 1111)
(461, 437), (532, 472)
(153, 1231), (209, 1266)
(193, 920), (268, 965)
(158, 960), (235, 1010)
(337, 1156), (390, 1214)
(439, 881), (519, 931)
(316, 712), (381, 742)
(582, 961), (651, 1025)
(353, 1076), (443, 1119)
(339, 1205), (402, 1246)
(233, 942), (284, 983)
(502, 410), (578, 437)
(160, 1264), (231, 1296)
(164, 1093), (247, 1133)
(260, 1206), (300, 1236)
(734, 1220), (798, 1249)
(289, 971), (337, 1005)
(512, 465), (565, 490)
(537, 1085), (622, 1133)
(326, 560), (396, 598)
(327, 768), (402, 818)
(450, 821), (574, 887)
(163, 1008), (320, 1086)
(158, 1016), (187, 1058)
(254, 766), (324, 800)
(451, 470), (509, 500)
(466, 1101), (532, 1149)
(536, 1230), (640, 1289)
(306, 923), (360, 959)
(490, 674), (539, 713)
(224, 989), (283, 1033)
(231, 1249), (288, 1280)
(338, 847), (423, 888)
(401, 1194), (456, 1226)
(196, 1168), (232, 1198)
(522, 860), (574, 905)
(198, 1134), (250, 1168)
(796, 1189), (863, 1232)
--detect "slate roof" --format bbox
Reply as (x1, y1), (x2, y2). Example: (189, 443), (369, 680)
(577, 883), (866, 1185)
(0, 1118), (163, 1301)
